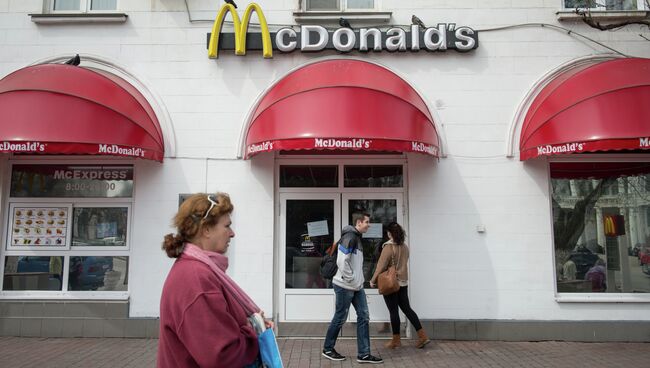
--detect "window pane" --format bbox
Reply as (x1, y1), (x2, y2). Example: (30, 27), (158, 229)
(3, 256), (63, 291)
(347, 0), (374, 9)
(605, 0), (638, 10)
(285, 200), (334, 289)
(280, 166), (338, 187)
(347, 199), (397, 288)
(72, 207), (128, 247)
(10, 165), (134, 198)
(54, 0), (81, 10)
(344, 165), (403, 187)
(91, 0), (117, 10)
(551, 164), (650, 294)
(68, 256), (128, 291)
(564, 0), (638, 9)
(307, 0), (339, 10)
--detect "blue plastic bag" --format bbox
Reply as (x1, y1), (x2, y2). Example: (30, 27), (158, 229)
(258, 328), (283, 368)
(245, 313), (283, 368)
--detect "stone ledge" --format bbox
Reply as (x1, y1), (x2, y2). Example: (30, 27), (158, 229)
(556, 10), (649, 21)
(30, 13), (128, 24)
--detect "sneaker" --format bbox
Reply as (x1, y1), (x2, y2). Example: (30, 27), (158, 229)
(322, 349), (346, 361)
(357, 354), (383, 364)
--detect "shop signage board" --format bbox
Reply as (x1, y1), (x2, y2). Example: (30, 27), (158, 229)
(207, 3), (478, 59)
(10, 165), (134, 198)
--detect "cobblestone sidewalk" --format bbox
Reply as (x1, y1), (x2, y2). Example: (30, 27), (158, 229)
(1, 337), (649, 367)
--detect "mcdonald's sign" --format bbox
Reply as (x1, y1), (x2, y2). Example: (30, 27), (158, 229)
(604, 215), (625, 237)
(208, 3), (272, 59)
(206, 3), (478, 59)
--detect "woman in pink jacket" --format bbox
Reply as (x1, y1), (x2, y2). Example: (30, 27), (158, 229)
(158, 193), (267, 367)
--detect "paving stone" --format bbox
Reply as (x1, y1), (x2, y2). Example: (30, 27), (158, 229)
(0, 336), (648, 367)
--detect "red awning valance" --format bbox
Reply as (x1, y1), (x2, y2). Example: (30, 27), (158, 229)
(0, 64), (164, 161)
(519, 57), (650, 161)
(244, 59), (439, 158)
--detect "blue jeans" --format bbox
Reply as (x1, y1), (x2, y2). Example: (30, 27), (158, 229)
(323, 284), (370, 357)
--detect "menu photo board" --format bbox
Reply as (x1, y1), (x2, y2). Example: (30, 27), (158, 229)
(7, 204), (72, 249)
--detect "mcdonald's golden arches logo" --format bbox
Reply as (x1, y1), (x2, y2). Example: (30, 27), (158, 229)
(604, 215), (625, 237)
(208, 2), (272, 59)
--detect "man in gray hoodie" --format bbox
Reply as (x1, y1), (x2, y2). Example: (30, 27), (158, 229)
(322, 212), (383, 364)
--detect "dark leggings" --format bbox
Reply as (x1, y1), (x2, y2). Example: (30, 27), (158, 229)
(383, 286), (422, 335)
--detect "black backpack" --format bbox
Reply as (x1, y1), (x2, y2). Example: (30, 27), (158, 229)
(320, 241), (339, 279)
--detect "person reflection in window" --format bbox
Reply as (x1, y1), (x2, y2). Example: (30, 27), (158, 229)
(562, 257), (577, 281)
(585, 259), (607, 292)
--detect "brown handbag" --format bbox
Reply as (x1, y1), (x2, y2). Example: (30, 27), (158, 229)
(377, 245), (400, 295)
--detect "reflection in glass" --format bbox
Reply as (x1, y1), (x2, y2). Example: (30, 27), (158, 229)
(91, 0), (117, 10)
(551, 163), (650, 293)
(280, 166), (338, 187)
(564, 0), (638, 10)
(347, 0), (374, 9)
(307, 0), (339, 10)
(68, 256), (128, 291)
(54, 0), (80, 10)
(72, 207), (128, 246)
(344, 166), (403, 187)
(10, 165), (134, 198)
(3, 256), (64, 291)
(285, 200), (334, 289)
(347, 199), (397, 288)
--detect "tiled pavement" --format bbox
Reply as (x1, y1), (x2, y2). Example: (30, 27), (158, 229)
(1, 336), (649, 367)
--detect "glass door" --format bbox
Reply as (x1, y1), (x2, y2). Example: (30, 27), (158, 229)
(342, 193), (404, 323)
(279, 193), (341, 322)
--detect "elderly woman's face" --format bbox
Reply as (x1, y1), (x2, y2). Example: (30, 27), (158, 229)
(204, 214), (235, 254)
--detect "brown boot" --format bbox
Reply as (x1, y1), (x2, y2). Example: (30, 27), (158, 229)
(415, 329), (430, 349)
(384, 334), (401, 349)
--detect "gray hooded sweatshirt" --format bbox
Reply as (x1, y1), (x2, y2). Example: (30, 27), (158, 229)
(332, 225), (364, 291)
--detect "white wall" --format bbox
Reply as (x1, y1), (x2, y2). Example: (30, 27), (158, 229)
(1, 0), (650, 320)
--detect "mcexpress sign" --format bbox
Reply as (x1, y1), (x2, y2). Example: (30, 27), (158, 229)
(208, 3), (478, 59)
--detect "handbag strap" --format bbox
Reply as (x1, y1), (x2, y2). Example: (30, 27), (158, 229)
(390, 244), (400, 268)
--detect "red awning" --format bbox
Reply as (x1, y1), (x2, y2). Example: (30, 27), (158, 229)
(244, 59), (439, 158)
(0, 64), (164, 161)
(519, 57), (650, 161)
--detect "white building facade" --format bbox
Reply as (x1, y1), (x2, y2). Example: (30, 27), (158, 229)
(1, 0), (649, 341)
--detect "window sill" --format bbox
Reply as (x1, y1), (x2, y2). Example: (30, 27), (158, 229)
(556, 293), (650, 303)
(556, 9), (648, 21)
(293, 11), (392, 24)
(29, 13), (128, 24)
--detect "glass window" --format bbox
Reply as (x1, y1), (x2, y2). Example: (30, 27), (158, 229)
(551, 163), (650, 294)
(280, 166), (338, 187)
(53, 0), (117, 11)
(4, 163), (132, 294)
(307, 0), (339, 10)
(53, 0), (81, 10)
(347, 0), (374, 9)
(10, 165), (134, 198)
(285, 200), (334, 289)
(344, 165), (403, 187)
(3, 256), (63, 291)
(347, 199), (397, 288)
(306, 0), (375, 10)
(90, 0), (116, 10)
(68, 256), (128, 291)
(72, 207), (128, 247)
(564, 0), (641, 10)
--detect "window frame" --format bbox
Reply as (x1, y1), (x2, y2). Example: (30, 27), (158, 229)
(0, 159), (133, 300)
(548, 154), (650, 303)
(50, 0), (119, 13)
